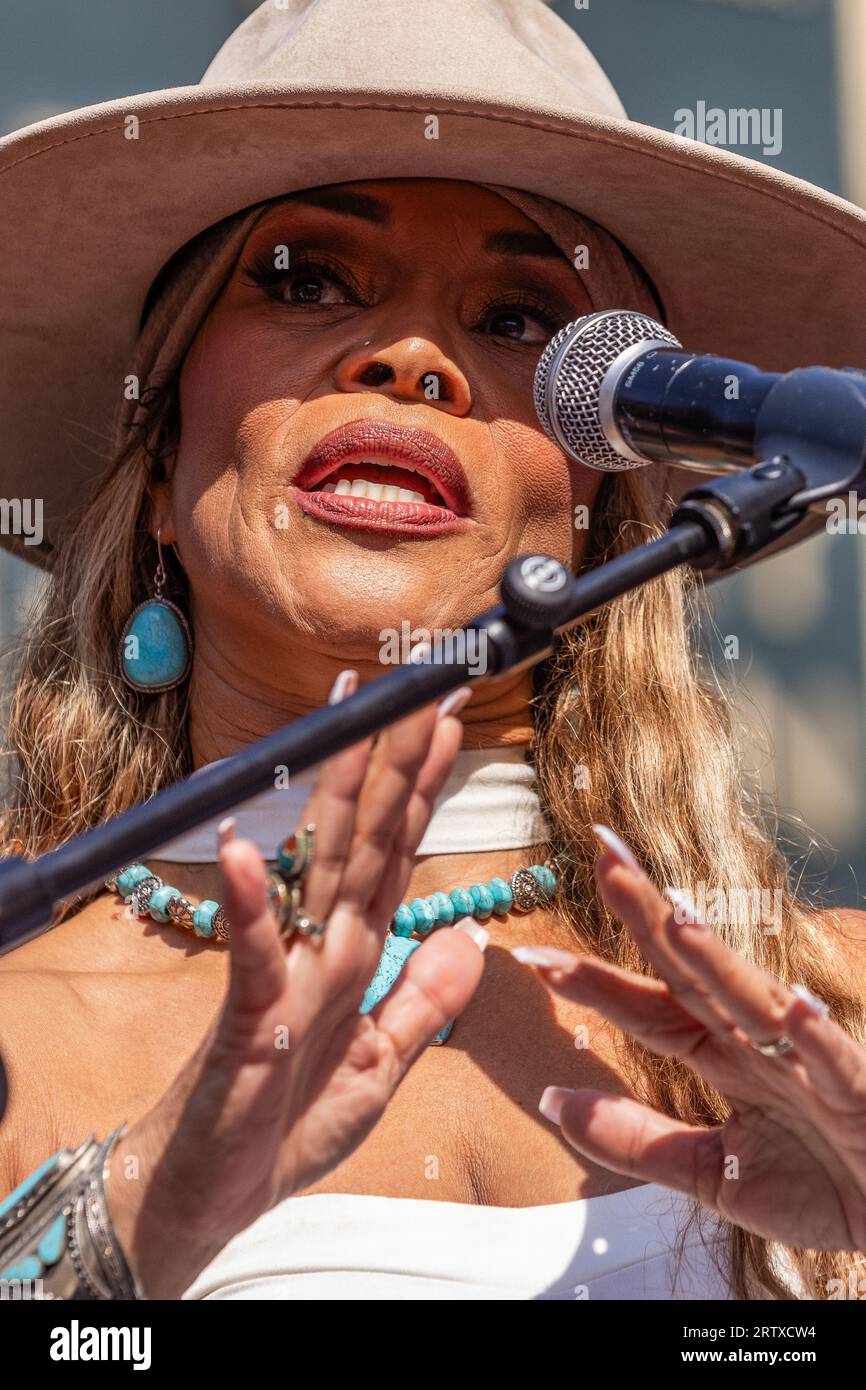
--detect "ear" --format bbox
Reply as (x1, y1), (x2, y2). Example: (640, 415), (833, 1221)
(145, 480), (178, 547)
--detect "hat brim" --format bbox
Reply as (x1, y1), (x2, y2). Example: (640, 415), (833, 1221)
(0, 84), (861, 574)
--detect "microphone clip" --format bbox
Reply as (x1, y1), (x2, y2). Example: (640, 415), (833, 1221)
(670, 365), (866, 570)
(670, 455), (806, 570)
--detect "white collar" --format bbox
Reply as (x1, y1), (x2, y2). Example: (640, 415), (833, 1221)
(153, 746), (551, 862)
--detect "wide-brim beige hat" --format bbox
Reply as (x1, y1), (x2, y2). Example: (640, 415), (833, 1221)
(1, 0), (863, 572)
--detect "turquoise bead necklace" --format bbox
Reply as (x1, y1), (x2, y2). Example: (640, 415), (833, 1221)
(105, 850), (558, 1046)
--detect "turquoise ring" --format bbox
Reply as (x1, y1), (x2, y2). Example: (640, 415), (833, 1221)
(268, 823), (326, 943)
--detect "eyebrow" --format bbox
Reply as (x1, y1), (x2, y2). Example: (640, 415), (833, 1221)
(482, 229), (563, 260)
(285, 188), (392, 224)
(276, 193), (563, 258)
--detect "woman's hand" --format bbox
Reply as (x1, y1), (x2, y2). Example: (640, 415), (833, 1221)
(106, 678), (486, 1298)
(513, 826), (866, 1256)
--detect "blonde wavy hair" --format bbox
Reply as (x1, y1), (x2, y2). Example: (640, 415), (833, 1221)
(2, 368), (865, 1302)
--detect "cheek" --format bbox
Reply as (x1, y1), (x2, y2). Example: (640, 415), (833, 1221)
(175, 323), (288, 472)
(170, 328), (303, 558)
(488, 418), (604, 562)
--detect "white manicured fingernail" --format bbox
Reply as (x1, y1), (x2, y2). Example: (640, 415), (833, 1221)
(665, 887), (706, 927)
(217, 816), (236, 848)
(511, 945), (577, 969)
(437, 685), (471, 720)
(592, 824), (643, 875)
(791, 983), (829, 1018)
(453, 917), (489, 951)
(327, 669), (358, 705)
(539, 1086), (573, 1125)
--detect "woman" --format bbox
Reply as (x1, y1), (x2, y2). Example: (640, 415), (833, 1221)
(1, 0), (866, 1302)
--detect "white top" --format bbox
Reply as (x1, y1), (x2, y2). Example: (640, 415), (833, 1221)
(153, 746), (551, 861)
(181, 1184), (738, 1301)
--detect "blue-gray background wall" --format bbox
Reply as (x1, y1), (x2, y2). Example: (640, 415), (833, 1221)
(1, 0), (861, 905)
(557, 0), (860, 908)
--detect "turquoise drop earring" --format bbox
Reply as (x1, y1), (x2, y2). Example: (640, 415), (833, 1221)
(119, 527), (192, 692)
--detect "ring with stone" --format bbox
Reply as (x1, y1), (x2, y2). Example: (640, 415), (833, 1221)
(265, 823), (325, 942)
(747, 1033), (795, 1058)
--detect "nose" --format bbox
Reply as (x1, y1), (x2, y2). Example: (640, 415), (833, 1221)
(335, 336), (472, 415)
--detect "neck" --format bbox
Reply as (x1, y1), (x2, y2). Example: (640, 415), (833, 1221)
(150, 657), (548, 936)
(187, 637), (536, 769)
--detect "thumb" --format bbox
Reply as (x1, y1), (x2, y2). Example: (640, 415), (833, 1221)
(543, 1088), (724, 1205)
(218, 831), (288, 1016)
(369, 922), (486, 1069)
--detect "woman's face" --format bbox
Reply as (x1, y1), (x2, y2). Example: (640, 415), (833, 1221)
(154, 179), (600, 672)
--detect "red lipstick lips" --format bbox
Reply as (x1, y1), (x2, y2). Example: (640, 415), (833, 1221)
(291, 419), (473, 536)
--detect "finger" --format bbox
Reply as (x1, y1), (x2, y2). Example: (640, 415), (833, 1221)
(595, 842), (802, 1050)
(370, 924), (486, 1067)
(299, 738), (376, 920)
(541, 1087), (725, 1207)
(516, 944), (866, 1184)
(595, 844), (774, 1040)
(338, 701), (443, 911)
(783, 994), (866, 1108)
(294, 671), (376, 921)
(511, 947), (712, 1058)
(660, 911), (808, 1051)
(219, 836), (289, 1016)
(366, 695), (468, 927)
(512, 947), (833, 1123)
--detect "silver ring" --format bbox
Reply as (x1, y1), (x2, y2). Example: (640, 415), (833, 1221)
(295, 911), (328, 940)
(748, 1034), (795, 1058)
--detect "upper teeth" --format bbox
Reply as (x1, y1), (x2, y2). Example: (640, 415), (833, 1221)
(319, 459), (430, 505)
(322, 479), (427, 503)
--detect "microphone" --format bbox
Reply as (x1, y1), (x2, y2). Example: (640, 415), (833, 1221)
(534, 309), (866, 476)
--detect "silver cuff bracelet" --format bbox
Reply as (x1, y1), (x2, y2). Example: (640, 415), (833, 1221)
(0, 1123), (144, 1300)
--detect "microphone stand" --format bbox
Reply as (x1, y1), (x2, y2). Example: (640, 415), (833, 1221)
(1, 369), (863, 955)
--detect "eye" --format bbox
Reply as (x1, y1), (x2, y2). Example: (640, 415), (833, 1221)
(240, 251), (362, 306)
(478, 293), (563, 345)
(282, 260), (352, 305)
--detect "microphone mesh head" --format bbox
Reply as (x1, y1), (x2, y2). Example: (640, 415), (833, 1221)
(534, 310), (682, 470)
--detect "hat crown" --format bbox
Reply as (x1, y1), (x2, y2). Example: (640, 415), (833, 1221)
(201, 0), (627, 121)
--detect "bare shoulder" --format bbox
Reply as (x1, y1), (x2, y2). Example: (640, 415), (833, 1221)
(816, 905), (866, 975)
(0, 896), (165, 1197)
(0, 904), (111, 1193)
(818, 904), (866, 940)
(0, 891), (144, 975)
(0, 970), (87, 1201)
(0, 895), (227, 1197)
(0, 900), (126, 1104)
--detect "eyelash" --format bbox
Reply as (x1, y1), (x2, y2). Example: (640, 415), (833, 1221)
(240, 250), (365, 301)
(239, 250), (566, 339)
(474, 291), (564, 337)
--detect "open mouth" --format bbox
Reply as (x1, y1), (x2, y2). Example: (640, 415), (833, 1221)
(310, 457), (448, 507)
(291, 421), (473, 535)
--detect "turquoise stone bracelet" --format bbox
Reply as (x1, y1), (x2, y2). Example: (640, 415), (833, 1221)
(105, 856), (558, 1046)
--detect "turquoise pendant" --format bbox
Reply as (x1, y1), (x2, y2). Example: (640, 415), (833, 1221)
(360, 934), (420, 1013)
(359, 934), (453, 1045)
(120, 598), (192, 692)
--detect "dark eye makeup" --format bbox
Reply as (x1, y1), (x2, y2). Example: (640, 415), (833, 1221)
(239, 244), (574, 342)
(240, 248), (364, 303)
